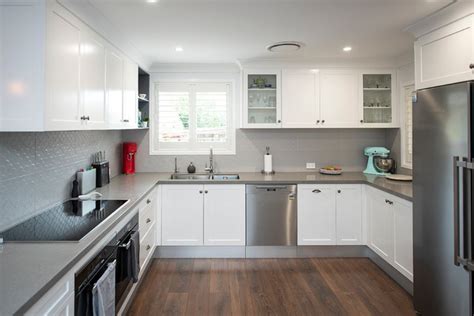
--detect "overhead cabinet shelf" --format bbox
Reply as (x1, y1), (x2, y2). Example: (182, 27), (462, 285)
(0, 1), (143, 131)
(242, 68), (398, 129)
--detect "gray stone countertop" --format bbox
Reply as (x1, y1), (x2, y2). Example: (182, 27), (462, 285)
(155, 171), (413, 201)
(0, 171), (411, 315)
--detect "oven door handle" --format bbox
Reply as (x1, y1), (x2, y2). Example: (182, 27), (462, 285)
(119, 239), (131, 250)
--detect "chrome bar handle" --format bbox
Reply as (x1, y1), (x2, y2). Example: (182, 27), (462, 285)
(454, 156), (461, 266)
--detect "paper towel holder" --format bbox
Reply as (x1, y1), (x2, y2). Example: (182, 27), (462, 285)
(262, 146), (275, 175)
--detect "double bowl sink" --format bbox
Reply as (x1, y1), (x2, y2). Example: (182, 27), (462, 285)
(170, 173), (240, 180)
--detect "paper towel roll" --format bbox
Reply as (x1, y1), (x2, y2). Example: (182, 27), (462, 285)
(264, 154), (273, 173)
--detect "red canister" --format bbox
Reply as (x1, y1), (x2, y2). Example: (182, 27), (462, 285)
(123, 142), (137, 174)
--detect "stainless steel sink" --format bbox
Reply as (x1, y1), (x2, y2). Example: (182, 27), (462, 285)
(170, 173), (211, 180)
(169, 173), (240, 180)
(212, 174), (240, 180)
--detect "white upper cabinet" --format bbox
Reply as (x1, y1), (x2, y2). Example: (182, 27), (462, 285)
(281, 69), (320, 128)
(122, 59), (139, 128)
(320, 70), (359, 128)
(0, 1), (140, 131)
(359, 70), (397, 127)
(45, 7), (82, 130)
(80, 30), (107, 129)
(106, 50), (124, 127)
(242, 69), (282, 128)
(415, 14), (474, 90)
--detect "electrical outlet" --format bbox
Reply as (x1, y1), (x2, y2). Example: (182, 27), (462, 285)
(306, 162), (316, 169)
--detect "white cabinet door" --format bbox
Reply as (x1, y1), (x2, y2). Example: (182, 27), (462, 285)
(242, 69), (282, 128)
(394, 199), (413, 281)
(80, 31), (107, 129)
(281, 69), (320, 128)
(106, 49), (124, 127)
(320, 70), (359, 128)
(26, 273), (74, 316)
(122, 59), (138, 128)
(45, 8), (82, 130)
(161, 185), (204, 246)
(336, 185), (363, 245)
(367, 188), (394, 263)
(415, 14), (474, 89)
(298, 185), (336, 245)
(0, 2), (44, 131)
(203, 184), (245, 246)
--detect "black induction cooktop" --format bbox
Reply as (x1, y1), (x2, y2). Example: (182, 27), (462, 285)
(0, 199), (128, 242)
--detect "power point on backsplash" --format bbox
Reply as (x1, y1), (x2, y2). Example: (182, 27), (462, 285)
(306, 162), (316, 169)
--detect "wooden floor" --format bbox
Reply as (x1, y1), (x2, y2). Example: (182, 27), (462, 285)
(127, 258), (415, 316)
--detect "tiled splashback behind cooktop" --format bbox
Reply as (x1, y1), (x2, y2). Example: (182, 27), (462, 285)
(0, 131), (122, 232)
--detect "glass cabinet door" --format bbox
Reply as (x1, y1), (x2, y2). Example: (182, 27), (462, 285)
(362, 73), (393, 124)
(245, 73), (280, 126)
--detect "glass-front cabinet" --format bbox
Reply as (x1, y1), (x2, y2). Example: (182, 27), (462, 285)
(243, 69), (281, 128)
(360, 71), (397, 127)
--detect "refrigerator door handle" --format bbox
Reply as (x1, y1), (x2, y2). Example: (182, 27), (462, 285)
(454, 156), (461, 266)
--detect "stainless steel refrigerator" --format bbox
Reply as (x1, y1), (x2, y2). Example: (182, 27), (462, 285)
(413, 81), (474, 315)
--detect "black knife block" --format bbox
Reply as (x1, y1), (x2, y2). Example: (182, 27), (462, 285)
(92, 161), (110, 187)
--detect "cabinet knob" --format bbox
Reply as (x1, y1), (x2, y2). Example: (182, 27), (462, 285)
(123, 119), (129, 123)
(85, 116), (90, 121)
(199, 190), (203, 194)
(360, 120), (364, 123)
(146, 245), (151, 251)
(321, 120), (325, 123)
(277, 120), (281, 123)
(147, 199), (151, 204)
(337, 190), (341, 193)
(470, 63), (474, 69)
(204, 190), (208, 194)
(316, 120), (320, 124)
(312, 189), (322, 193)
(146, 218), (151, 223)
(385, 199), (393, 205)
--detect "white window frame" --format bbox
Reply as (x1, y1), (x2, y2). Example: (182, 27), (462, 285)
(400, 80), (414, 169)
(150, 79), (236, 155)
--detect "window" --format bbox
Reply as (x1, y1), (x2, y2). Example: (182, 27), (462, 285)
(401, 83), (415, 169)
(151, 82), (235, 155)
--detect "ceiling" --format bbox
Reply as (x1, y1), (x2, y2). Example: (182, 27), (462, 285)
(88, 0), (454, 65)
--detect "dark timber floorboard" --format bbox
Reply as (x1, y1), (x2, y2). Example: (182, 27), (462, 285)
(127, 258), (415, 316)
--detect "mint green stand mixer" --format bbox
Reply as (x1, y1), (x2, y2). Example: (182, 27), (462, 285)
(363, 147), (391, 175)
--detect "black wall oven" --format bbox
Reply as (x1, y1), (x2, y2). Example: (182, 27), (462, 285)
(75, 214), (139, 315)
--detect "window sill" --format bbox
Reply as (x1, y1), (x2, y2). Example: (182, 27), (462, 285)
(150, 149), (236, 156)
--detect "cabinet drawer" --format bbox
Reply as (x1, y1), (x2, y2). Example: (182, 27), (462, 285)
(138, 189), (155, 213)
(139, 223), (155, 269)
(139, 201), (155, 237)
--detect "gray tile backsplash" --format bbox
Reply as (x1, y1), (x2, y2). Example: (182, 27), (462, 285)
(122, 129), (388, 173)
(0, 131), (122, 231)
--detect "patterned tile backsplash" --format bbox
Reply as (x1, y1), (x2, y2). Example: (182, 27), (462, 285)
(122, 128), (389, 173)
(0, 131), (122, 231)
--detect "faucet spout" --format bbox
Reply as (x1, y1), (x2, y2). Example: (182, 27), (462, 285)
(204, 147), (214, 174)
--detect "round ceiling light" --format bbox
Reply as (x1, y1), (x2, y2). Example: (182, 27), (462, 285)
(266, 41), (303, 53)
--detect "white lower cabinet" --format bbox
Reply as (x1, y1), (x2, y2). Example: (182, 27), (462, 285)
(336, 185), (363, 245)
(204, 185), (246, 246)
(26, 273), (74, 316)
(367, 186), (413, 281)
(298, 185), (336, 245)
(393, 199), (414, 281)
(298, 184), (363, 246)
(161, 184), (246, 246)
(162, 185), (204, 246)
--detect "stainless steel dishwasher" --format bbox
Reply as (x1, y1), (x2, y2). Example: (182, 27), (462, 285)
(246, 184), (297, 246)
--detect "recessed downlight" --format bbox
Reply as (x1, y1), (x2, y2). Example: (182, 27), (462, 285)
(266, 41), (303, 53)
(343, 46), (352, 52)
(146, 0), (159, 3)
(175, 46), (184, 52)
